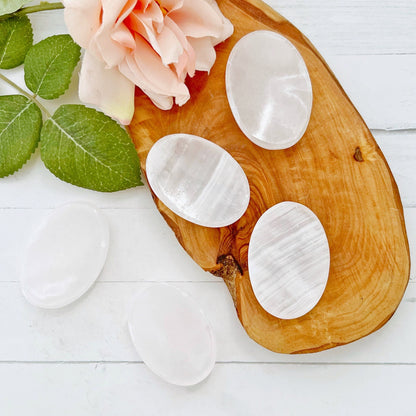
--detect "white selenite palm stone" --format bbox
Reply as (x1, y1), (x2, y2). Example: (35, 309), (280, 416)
(226, 30), (313, 150)
(128, 284), (216, 386)
(146, 134), (250, 228)
(248, 202), (330, 320)
(21, 203), (109, 309)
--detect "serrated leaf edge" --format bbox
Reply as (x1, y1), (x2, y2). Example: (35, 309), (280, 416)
(0, 16), (33, 69)
(27, 36), (80, 99)
(0, 100), (41, 178)
(0, 135), (38, 178)
(47, 117), (140, 186)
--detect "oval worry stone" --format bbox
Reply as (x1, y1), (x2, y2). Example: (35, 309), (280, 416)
(128, 284), (216, 386)
(248, 202), (330, 320)
(21, 203), (109, 309)
(146, 133), (250, 228)
(226, 30), (313, 150)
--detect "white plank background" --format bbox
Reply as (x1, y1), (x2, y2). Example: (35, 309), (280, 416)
(0, 1), (415, 414)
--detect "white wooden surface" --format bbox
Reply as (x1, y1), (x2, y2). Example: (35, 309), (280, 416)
(0, 1), (415, 414)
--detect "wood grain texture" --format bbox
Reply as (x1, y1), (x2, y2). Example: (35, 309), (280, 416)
(130, 0), (410, 354)
(0, 3), (414, 415)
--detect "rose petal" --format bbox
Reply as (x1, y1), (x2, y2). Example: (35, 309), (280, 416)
(188, 37), (216, 72)
(79, 51), (135, 125)
(65, 0), (233, 116)
(198, 0), (234, 37)
(133, 1), (164, 33)
(127, 12), (184, 66)
(119, 56), (174, 110)
(160, 0), (184, 13)
(101, 0), (133, 26)
(205, 0), (234, 44)
(156, 25), (185, 66)
(119, 35), (190, 108)
(64, 0), (101, 49)
(134, 0), (153, 13)
(111, 23), (136, 49)
(164, 16), (195, 78)
(90, 0), (136, 67)
(143, 88), (175, 110)
(168, 0), (233, 42)
(117, 0), (138, 23)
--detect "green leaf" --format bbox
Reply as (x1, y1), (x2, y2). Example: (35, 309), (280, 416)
(24, 34), (81, 99)
(0, 0), (31, 16)
(0, 95), (42, 178)
(40, 105), (143, 192)
(0, 15), (32, 69)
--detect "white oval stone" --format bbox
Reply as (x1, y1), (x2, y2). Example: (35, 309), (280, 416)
(226, 30), (313, 150)
(146, 134), (250, 228)
(128, 284), (216, 386)
(248, 202), (330, 320)
(21, 203), (109, 309)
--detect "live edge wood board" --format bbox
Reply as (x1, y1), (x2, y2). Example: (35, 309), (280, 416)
(129, 0), (410, 354)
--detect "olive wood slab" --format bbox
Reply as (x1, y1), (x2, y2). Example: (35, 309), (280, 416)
(128, 0), (410, 354)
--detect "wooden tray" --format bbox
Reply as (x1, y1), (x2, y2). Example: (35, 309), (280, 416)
(129, 0), (410, 354)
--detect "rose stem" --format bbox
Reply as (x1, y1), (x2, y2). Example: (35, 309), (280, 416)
(0, 2), (64, 21)
(0, 73), (52, 118)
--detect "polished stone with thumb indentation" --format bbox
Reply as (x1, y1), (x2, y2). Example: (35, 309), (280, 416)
(248, 201), (330, 320)
(146, 133), (250, 228)
(226, 30), (313, 150)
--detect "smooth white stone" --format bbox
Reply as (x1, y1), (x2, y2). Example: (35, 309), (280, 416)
(128, 284), (216, 386)
(226, 30), (313, 150)
(248, 202), (330, 320)
(146, 134), (250, 228)
(21, 203), (109, 309)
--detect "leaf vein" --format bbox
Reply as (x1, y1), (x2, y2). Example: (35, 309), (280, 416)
(35, 40), (73, 95)
(0, 100), (31, 139)
(49, 118), (137, 185)
(0, 20), (18, 65)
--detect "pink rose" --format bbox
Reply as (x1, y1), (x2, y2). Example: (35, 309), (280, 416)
(63, 0), (233, 125)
